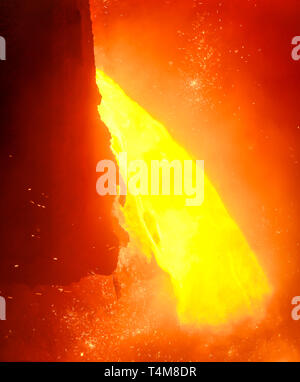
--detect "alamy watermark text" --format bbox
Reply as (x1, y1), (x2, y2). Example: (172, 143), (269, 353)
(96, 153), (204, 206)
(0, 36), (6, 61)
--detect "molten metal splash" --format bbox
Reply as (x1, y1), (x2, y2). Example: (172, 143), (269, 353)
(96, 69), (271, 327)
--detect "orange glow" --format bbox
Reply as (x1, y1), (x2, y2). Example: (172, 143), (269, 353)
(96, 69), (271, 327)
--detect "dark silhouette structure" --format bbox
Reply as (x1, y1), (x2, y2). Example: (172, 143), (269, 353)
(0, 0), (119, 285)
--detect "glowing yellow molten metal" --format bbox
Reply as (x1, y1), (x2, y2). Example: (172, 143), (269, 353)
(96, 69), (271, 326)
